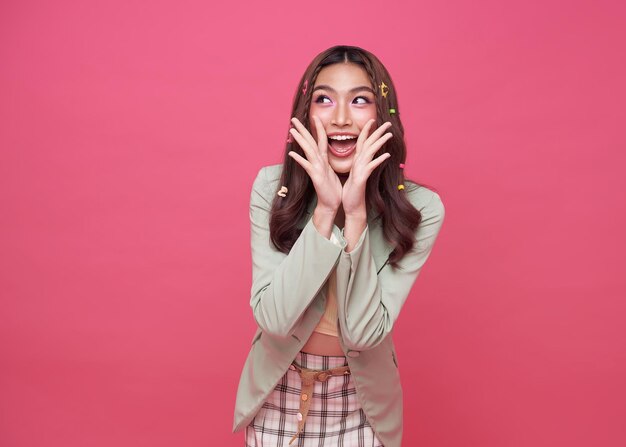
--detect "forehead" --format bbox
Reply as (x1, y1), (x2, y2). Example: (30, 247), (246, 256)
(314, 63), (371, 89)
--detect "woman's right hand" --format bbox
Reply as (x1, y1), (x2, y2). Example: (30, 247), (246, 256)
(288, 116), (342, 214)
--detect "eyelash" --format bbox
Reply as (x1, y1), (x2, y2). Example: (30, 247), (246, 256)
(314, 95), (372, 105)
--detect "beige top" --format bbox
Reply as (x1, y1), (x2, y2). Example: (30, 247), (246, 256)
(312, 231), (341, 337)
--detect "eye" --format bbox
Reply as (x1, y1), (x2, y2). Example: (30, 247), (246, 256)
(314, 95), (332, 104)
(354, 96), (372, 104)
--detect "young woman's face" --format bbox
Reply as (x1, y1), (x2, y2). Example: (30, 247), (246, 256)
(308, 62), (378, 175)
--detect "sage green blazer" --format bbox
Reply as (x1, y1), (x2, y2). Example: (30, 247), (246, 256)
(233, 163), (445, 447)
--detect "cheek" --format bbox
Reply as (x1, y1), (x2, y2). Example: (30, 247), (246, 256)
(353, 108), (377, 125)
(309, 105), (333, 121)
(309, 106), (333, 139)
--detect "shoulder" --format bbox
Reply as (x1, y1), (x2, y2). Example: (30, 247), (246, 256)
(258, 163), (283, 183)
(251, 163), (284, 204)
(404, 180), (445, 221)
(251, 164), (444, 220)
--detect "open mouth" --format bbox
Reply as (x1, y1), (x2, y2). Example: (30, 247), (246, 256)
(327, 135), (357, 158)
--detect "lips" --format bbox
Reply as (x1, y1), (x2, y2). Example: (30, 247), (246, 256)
(327, 135), (357, 158)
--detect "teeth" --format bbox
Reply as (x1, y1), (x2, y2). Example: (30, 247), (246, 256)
(328, 135), (356, 141)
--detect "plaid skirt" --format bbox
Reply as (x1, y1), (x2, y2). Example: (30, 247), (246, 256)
(245, 351), (384, 447)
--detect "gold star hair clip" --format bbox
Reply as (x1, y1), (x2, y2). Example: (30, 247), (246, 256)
(379, 81), (389, 98)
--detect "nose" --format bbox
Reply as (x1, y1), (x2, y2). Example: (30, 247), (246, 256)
(331, 102), (352, 127)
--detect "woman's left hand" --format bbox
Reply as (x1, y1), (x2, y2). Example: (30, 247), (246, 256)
(342, 119), (394, 215)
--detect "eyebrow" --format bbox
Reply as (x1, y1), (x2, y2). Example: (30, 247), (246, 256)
(312, 84), (376, 95)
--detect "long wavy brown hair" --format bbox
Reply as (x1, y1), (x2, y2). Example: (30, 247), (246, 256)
(270, 45), (430, 268)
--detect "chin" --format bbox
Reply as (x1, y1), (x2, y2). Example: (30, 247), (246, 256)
(329, 158), (353, 175)
(331, 166), (352, 175)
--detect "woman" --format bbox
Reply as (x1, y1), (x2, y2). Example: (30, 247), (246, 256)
(233, 45), (445, 447)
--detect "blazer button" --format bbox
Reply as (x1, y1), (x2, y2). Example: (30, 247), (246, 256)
(347, 350), (360, 358)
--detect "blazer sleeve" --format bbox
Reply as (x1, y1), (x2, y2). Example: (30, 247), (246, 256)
(334, 189), (446, 351)
(249, 166), (348, 338)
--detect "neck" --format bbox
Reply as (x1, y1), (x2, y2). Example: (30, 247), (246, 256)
(335, 206), (345, 229)
(337, 172), (349, 186)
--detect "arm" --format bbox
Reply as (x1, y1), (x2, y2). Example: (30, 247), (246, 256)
(249, 167), (347, 338)
(334, 190), (446, 351)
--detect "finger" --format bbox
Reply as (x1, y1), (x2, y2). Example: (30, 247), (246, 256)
(367, 152), (391, 171)
(365, 121), (392, 147)
(288, 150), (313, 172)
(289, 128), (318, 162)
(291, 117), (319, 155)
(312, 115), (329, 161)
(364, 132), (393, 157)
(355, 118), (376, 156)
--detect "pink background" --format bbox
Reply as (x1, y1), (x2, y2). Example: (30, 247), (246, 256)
(1, 0), (625, 445)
